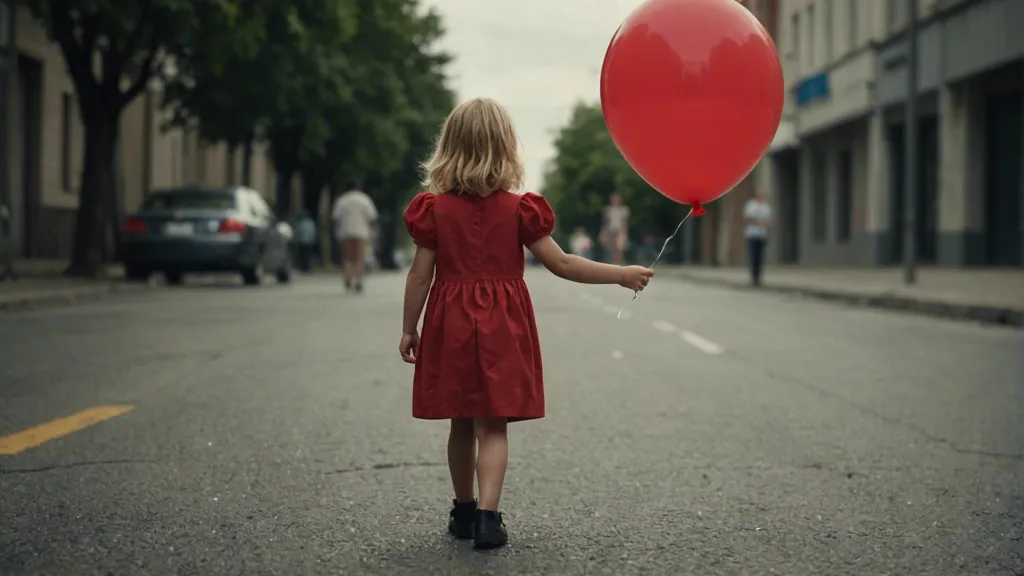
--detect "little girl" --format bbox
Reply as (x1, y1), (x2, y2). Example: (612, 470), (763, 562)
(399, 98), (653, 550)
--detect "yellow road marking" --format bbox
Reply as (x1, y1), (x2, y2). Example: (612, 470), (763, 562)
(0, 405), (134, 456)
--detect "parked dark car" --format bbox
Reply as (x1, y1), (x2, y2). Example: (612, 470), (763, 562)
(120, 186), (292, 286)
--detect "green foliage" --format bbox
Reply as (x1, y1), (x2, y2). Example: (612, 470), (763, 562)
(164, 0), (454, 228)
(26, 0), (233, 114)
(28, 0), (454, 272)
(164, 0), (358, 157)
(541, 102), (689, 246)
(303, 0), (455, 202)
(26, 0), (244, 276)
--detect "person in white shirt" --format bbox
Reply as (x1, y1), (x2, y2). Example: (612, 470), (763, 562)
(569, 227), (594, 259)
(743, 189), (772, 286)
(331, 181), (378, 293)
(600, 193), (630, 265)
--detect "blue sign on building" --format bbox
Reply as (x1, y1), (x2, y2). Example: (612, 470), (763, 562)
(795, 73), (830, 106)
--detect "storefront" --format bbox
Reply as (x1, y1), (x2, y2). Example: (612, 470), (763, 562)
(939, 0), (1023, 266)
(792, 49), (877, 265)
(875, 19), (942, 265)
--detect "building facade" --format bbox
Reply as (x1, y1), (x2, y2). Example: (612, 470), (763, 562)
(767, 0), (1023, 267)
(681, 0), (781, 267)
(0, 5), (284, 259)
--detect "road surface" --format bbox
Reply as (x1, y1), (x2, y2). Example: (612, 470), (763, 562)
(1, 270), (1021, 575)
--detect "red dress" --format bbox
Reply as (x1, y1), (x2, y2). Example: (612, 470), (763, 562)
(403, 190), (555, 422)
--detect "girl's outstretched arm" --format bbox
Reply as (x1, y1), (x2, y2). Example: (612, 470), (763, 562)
(528, 236), (652, 291)
(403, 246), (436, 334)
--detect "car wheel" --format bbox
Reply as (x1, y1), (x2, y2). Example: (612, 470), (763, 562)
(242, 264), (263, 286)
(275, 262), (292, 284)
(165, 271), (185, 285)
(125, 265), (150, 282)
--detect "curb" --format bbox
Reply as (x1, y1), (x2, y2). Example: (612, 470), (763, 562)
(662, 271), (1024, 329)
(0, 282), (150, 314)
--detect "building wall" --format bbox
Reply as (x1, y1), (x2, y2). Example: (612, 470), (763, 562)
(10, 7), (78, 257)
(706, 0), (779, 267)
(3, 5), (282, 259)
(770, 0), (1022, 268)
(876, 0), (1024, 266)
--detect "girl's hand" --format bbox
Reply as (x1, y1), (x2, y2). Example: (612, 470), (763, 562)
(399, 331), (420, 364)
(619, 266), (654, 291)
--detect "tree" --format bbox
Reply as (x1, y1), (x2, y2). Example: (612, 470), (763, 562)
(27, 0), (237, 277)
(294, 0), (455, 268)
(161, 0), (272, 185)
(366, 3), (455, 270)
(164, 0), (358, 212)
(541, 102), (688, 260)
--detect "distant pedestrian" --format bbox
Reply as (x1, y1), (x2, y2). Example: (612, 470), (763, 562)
(600, 193), (630, 265)
(569, 227), (594, 259)
(331, 181), (378, 293)
(640, 233), (658, 264)
(295, 211), (317, 273)
(744, 188), (772, 286)
(399, 98), (653, 551)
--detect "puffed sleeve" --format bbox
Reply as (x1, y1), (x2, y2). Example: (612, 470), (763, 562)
(404, 192), (437, 250)
(518, 192), (555, 247)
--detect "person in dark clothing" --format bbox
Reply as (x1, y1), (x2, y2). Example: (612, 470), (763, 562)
(743, 189), (772, 286)
(295, 211), (317, 273)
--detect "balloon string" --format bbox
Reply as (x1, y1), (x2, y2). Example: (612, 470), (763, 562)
(617, 208), (694, 319)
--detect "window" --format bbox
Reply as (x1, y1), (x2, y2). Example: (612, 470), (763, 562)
(142, 190), (237, 211)
(848, 0), (858, 51)
(887, 0), (901, 32)
(791, 13), (800, 72)
(823, 0), (833, 64)
(806, 6), (815, 70)
(61, 93), (73, 192)
(812, 151), (828, 242)
(836, 149), (853, 242)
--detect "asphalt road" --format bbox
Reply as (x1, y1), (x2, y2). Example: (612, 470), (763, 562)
(1, 269), (1021, 575)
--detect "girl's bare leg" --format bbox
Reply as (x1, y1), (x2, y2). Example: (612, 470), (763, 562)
(448, 418), (476, 502)
(474, 417), (508, 510)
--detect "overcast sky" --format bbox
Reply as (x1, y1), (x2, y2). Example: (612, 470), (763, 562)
(426, 0), (646, 192)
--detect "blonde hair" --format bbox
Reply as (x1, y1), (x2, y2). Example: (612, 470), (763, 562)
(421, 98), (525, 195)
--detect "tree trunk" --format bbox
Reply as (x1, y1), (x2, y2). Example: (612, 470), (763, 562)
(106, 157), (121, 263)
(300, 173), (326, 269)
(323, 181), (341, 266)
(377, 211), (398, 270)
(274, 162), (295, 217)
(66, 108), (119, 278)
(301, 173), (325, 217)
(242, 140), (253, 186)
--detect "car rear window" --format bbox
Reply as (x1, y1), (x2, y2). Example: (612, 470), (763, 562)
(142, 191), (236, 211)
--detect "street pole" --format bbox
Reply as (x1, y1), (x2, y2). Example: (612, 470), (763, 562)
(0, 1), (10, 215)
(903, 0), (919, 285)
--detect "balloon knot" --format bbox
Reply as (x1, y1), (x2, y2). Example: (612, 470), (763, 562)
(690, 202), (706, 217)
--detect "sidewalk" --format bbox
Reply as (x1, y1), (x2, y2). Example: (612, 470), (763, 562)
(659, 265), (1024, 328)
(0, 259), (148, 313)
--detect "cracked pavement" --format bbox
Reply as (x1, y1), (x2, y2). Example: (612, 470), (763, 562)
(1, 270), (1022, 575)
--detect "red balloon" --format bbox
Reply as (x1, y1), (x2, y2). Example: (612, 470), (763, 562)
(600, 0), (784, 215)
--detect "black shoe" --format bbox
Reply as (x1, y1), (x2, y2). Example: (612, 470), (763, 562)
(355, 283), (363, 294)
(448, 499), (476, 539)
(344, 278), (352, 291)
(473, 509), (507, 550)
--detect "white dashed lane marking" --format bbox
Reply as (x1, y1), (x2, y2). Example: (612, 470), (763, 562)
(652, 319), (725, 355)
(652, 320), (677, 333)
(681, 331), (724, 355)
(577, 290), (724, 355)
